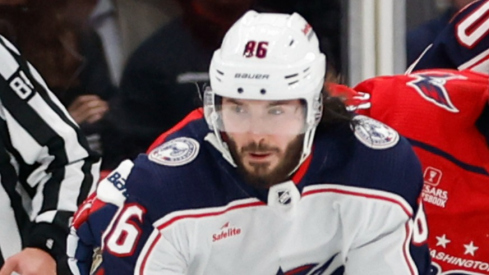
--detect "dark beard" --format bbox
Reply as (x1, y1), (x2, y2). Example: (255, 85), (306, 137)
(227, 135), (304, 189)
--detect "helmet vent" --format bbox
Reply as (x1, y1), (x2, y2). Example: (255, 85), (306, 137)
(285, 73), (299, 85)
(215, 77), (222, 82)
(303, 67), (310, 73)
(260, 89), (266, 94)
(289, 40), (295, 46)
(216, 70), (224, 75)
(238, 88), (244, 93)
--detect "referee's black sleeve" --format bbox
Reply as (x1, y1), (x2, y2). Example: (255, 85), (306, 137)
(0, 35), (100, 264)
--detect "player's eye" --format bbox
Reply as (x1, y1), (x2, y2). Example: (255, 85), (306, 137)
(268, 106), (284, 115)
(232, 104), (247, 114)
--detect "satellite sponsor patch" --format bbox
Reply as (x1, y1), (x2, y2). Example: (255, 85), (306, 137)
(149, 137), (199, 166)
(352, 115), (399, 149)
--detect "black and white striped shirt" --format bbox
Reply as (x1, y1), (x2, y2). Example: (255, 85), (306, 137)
(0, 35), (100, 267)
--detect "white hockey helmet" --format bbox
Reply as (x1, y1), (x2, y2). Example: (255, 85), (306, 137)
(204, 10), (326, 164)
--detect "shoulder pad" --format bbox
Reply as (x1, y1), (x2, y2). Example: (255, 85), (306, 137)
(352, 115), (399, 149)
(96, 160), (134, 206)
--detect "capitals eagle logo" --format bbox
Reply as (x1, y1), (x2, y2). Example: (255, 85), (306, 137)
(406, 73), (465, 113)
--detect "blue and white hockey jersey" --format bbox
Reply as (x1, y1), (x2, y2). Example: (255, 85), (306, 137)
(69, 109), (431, 275)
(407, 0), (489, 74)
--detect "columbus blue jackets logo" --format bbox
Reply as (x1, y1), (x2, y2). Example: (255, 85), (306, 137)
(352, 115), (399, 149)
(149, 137), (199, 166)
(407, 73), (465, 113)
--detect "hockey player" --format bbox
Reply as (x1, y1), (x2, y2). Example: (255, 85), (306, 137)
(332, 68), (489, 274)
(383, 1), (489, 273)
(69, 11), (431, 274)
(407, 0), (489, 73)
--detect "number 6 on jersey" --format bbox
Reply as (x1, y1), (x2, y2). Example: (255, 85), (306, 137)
(105, 204), (146, 256)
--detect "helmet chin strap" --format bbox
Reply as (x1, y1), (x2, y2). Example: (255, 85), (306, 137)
(287, 122), (317, 177)
(288, 91), (322, 176)
(205, 130), (237, 167)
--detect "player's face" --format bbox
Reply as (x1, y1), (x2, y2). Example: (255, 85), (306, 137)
(221, 98), (305, 188)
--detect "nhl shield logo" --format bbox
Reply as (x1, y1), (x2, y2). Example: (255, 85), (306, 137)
(352, 115), (399, 149)
(277, 190), (292, 205)
(149, 137), (200, 166)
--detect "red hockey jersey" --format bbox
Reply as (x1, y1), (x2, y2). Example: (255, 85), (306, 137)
(331, 69), (489, 274)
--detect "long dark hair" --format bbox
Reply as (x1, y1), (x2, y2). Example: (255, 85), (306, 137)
(316, 85), (355, 132)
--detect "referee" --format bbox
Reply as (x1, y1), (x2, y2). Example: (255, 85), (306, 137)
(0, 35), (100, 275)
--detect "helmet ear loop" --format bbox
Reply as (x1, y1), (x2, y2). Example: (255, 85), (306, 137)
(203, 87), (223, 131)
(213, 96), (231, 150)
(314, 92), (323, 126)
(300, 92), (323, 164)
(203, 90), (230, 150)
(198, 82), (211, 103)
